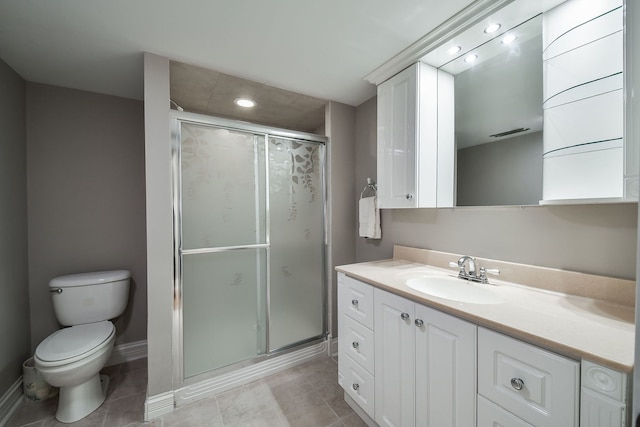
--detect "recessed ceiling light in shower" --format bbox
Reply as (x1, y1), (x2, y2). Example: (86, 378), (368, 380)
(447, 45), (462, 55)
(234, 98), (256, 108)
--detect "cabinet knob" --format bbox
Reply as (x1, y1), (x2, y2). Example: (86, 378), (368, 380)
(352, 383), (360, 391)
(401, 312), (410, 320)
(352, 341), (359, 349)
(510, 377), (524, 391)
(351, 299), (358, 306)
(415, 319), (424, 327)
(406, 193), (413, 200)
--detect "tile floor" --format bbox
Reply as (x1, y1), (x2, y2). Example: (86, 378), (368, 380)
(6, 356), (366, 427)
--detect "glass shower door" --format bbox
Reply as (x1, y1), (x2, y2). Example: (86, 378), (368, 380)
(268, 137), (325, 350)
(179, 122), (267, 378)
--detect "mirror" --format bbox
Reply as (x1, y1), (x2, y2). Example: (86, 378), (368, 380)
(448, 16), (543, 206)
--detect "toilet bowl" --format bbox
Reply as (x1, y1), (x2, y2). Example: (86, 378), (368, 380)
(34, 270), (130, 423)
(35, 322), (116, 423)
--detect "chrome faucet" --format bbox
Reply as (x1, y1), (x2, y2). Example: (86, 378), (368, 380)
(457, 255), (477, 278)
(449, 256), (500, 284)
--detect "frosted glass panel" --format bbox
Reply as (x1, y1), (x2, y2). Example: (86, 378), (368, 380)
(180, 123), (266, 249)
(182, 249), (267, 378)
(268, 137), (324, 350)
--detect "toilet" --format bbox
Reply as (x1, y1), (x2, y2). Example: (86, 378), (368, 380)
(34, 270), (130, 423)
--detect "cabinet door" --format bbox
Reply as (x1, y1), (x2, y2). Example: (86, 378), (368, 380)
(377, 64), (417, 208)
(414, 304), (477, 427)
(374, 288), (415, 427)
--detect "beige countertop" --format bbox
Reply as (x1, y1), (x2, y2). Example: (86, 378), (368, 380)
(336, 256), (635, 373)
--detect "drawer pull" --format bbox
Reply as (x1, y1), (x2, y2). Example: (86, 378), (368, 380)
(401, 312), (410, 320)
(351, 299), (359, 306)
(510, 377), (524, 391)
(352, 383), (360, 391)
(415, 319), (424, 327)
(352, 341), (359, 349)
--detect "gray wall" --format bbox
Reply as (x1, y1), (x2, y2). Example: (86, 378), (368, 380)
(457, 131), (543, 206)
(26, 83), (147, 350)
(326, 101), (357, 337)
(0, 59), (30, 396)
(355, 96), (637, 280)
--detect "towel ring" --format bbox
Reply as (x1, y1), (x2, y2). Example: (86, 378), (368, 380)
(361, 178), (377, 199)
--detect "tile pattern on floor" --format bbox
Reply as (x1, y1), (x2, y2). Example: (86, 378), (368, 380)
(6, 356), (366, 427)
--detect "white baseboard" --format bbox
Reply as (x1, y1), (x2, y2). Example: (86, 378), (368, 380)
(106, 340), (147, 367)
(0, 377), (23, 427)
(145, 391), (174, 421)
(330, 337), (339, 358)
(173, 341), (328, 409)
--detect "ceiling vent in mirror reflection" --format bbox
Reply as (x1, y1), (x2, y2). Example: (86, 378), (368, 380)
(490, 128), (531, 138)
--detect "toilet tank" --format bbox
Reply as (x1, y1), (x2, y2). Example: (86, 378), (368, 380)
(49, 270), (130, 326)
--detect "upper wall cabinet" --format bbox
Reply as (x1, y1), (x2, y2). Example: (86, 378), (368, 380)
(377, 62), (454, 209)
(541, 0), (634, 203)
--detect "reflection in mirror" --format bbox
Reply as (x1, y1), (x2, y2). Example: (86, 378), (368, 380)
(453, 17), (543, 206)
(444, 15), (544, 206)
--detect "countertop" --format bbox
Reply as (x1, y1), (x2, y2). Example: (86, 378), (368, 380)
(336, 258), (635, 373)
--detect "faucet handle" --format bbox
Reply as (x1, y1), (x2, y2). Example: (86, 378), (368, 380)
(478, 267), (500, 284)
(449, 260), (467, 279)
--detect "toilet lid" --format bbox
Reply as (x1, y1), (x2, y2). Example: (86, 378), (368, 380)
(35, 321), (114, 362)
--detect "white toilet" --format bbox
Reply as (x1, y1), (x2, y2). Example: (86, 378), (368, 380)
(34, 270), (130, 423)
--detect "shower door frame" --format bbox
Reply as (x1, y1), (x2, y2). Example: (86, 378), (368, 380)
(170, 111), (329, 388)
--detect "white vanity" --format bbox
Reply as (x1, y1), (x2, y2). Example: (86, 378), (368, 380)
(336, 246), (634, 427)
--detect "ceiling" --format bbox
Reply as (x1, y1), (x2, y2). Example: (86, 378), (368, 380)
(0, 0), (474, 108)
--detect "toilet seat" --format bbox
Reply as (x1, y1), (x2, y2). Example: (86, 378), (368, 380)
(35, 321), (115, 366)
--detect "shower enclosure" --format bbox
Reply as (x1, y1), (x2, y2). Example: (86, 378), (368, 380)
(171, 113), (327, 383)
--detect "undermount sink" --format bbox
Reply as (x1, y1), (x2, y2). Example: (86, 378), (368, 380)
(405, 275), (503, 305)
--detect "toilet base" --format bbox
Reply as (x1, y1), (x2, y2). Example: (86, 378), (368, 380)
(55, 374), (109, 423)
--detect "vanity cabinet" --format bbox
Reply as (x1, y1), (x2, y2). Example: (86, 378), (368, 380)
(376, 62), (454, 209)
(373, 287), (476, 427)
(337, 274), (375, 419)
(337, 273), (630, 427)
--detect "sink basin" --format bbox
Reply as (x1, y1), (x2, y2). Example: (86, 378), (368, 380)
(405, 275), (503, 304)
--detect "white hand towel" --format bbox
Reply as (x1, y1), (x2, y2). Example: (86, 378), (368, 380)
(359, 196), (381, 239)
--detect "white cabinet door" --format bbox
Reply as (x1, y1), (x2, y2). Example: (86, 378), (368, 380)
(376, 62), (454, 209)
(414, 304), (476, 427)
(374, 288), (415, 427)
(377, 64), (418, 208)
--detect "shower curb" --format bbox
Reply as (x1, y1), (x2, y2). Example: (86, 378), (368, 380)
(171, 340), (329, 411)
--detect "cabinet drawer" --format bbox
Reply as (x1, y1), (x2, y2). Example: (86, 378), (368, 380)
(478, 328), (579, 427)
(338, 274), (374, 329)
(341, 314), (374, 375)
(478, 395), (533, 427)
(339, 354), (375, 419)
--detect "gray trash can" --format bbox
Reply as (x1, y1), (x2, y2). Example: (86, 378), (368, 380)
(22, 357), (57, 401)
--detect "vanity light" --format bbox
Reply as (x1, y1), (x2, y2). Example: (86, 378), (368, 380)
(234, 98), (256, 108)
(464, 54), (478, 64)
(484, 23), (501, 34)
(501, 34), (517, 44)
(447, 45), (462, 55)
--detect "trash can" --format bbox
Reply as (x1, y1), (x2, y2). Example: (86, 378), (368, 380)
(22, 357), (57, 401)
